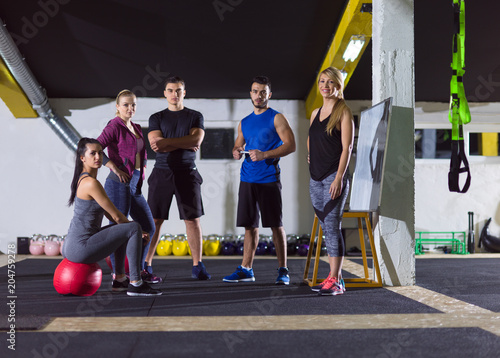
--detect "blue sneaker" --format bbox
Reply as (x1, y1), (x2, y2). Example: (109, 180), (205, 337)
(192, 261), (211, 280)
(276, 267), (290, 285)
(223, 265), (255, 282)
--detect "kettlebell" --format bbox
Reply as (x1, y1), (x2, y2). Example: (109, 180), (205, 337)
(157, 234), (173, 256)
(29, 234), (45, 255)
(44, 234), (60, 256)
(173, 234), (189, 256)
(204, 234), (222, 256)
(59, 235), (65, 255)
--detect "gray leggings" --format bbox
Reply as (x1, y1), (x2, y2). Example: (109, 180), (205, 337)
(62, 222), (142, 281)
(309, 172), (350, 257)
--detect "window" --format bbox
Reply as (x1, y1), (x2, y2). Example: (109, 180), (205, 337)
(415, 129), (452, 159)
(200, 128), (234, 159)
(469, 132), (499, 156)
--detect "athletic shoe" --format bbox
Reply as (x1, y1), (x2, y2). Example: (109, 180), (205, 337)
(111, 273), (129, 280)
(112, 277), (129, 292)
(141, 269), (163, 284)
(192, 261), (211, 280)
(338, 278), (346, 293)
(318, 277), (343, 296)
(127, 282), (162, 297)
(311, 276), (334, 292)
(223, 265), (255, 282)
(275, 267), (290, 285)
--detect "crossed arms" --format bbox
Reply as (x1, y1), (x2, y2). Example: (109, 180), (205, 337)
(148, 128), (205, 153)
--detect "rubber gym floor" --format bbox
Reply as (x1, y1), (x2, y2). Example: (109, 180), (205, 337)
(1, 254), (500, 357)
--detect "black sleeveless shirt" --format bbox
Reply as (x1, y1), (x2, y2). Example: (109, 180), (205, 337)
(309, 108), (342, 181)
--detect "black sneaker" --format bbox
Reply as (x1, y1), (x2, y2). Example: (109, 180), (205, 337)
(127, 282), (162, 297)
(192, 261), (211, 280)
(112, 277), (129, 292)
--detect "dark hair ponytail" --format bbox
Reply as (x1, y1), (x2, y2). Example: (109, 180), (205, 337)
(68, 138), (101, 206)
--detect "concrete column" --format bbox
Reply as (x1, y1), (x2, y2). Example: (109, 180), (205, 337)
(372, 0), (415, 285)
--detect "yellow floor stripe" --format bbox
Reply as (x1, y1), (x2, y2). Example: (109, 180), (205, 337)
(4, 254), (500, 336)
(342, 258), (367, 278)
(344, 259), (491, 315)
(39, 312), (500, 332)
(386, 286), (492, 315)
(385, 286), (500, 337)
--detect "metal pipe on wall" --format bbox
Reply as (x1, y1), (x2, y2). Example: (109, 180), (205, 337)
(0, 18), (80, 151)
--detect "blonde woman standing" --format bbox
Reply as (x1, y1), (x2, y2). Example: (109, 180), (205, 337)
(307, 67), (354, 295)
(97, 90), (161, 285)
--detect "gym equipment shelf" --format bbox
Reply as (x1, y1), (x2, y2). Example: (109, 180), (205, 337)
(415, 231), (468, 255)
(303, 211), (383, 288)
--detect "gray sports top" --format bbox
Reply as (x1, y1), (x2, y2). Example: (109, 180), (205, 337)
(66, 173), (104, 241)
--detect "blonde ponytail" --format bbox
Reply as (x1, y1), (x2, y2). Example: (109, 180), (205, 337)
(326, 99), (351, 135)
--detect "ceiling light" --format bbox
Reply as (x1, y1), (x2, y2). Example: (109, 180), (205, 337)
(342, 35), (365, 62)
(340, 70), (348, 81)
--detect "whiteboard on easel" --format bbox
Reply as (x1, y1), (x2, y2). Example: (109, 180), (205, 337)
(349, 98), (393, 212)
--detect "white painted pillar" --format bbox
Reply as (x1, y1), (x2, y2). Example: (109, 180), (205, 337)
(372, 0), (415, 285)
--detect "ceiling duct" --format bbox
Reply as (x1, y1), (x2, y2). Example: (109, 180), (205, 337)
(0, 18), (80, 151)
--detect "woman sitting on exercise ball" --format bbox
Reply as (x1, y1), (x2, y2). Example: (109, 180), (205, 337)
(62, 138), (162, 297)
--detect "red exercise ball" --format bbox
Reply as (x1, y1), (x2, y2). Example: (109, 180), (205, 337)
(104, 255), (129, 274)
(53, 258), (102, 297)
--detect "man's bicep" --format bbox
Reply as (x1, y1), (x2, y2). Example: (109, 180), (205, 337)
(275, 114), (295, 142)
(189, 127), (205, 138)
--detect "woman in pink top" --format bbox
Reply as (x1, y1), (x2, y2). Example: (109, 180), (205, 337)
(97, 90), (162, 285)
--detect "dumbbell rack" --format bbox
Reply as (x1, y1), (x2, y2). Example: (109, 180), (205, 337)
(303, 211), (383, 288)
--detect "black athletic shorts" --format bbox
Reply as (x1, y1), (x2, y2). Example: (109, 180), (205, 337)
(147, 167), (204, 220)
(236, 181), (283, 228)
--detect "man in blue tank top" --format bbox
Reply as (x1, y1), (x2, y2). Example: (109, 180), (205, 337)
(223, 76), (296, 285)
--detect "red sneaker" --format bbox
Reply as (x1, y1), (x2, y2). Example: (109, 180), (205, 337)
(311, 276), (335, 292)
(319, 277), (343, 296)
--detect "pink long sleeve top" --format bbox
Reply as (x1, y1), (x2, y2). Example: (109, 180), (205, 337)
(97, 116), (147, 191)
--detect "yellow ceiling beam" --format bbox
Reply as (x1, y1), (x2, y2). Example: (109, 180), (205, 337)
(0, 57), (37, 118)
(305, 0), (372, 118)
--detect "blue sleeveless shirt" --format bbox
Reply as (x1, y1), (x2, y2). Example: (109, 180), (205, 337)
(240, 108), (283, 183)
